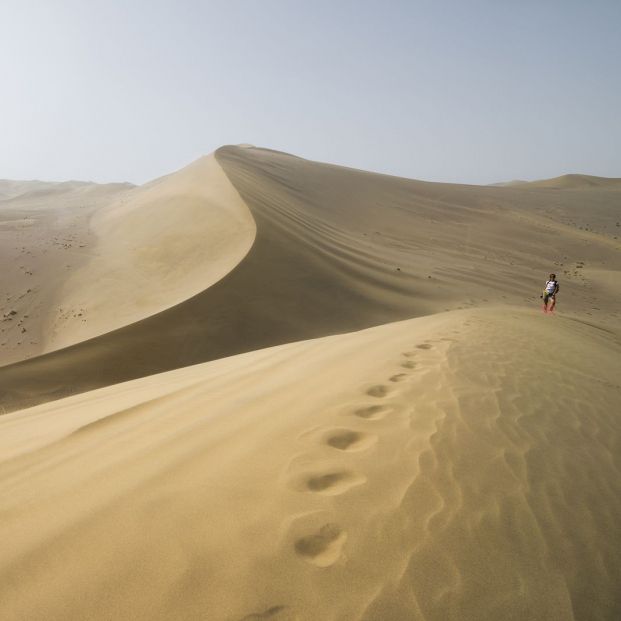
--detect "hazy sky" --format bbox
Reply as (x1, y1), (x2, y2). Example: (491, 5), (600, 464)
(1, 0), (619, 185)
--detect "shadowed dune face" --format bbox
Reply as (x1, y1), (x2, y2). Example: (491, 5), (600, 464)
(1, 146), (620, 411)
(1, 310), (619, 620)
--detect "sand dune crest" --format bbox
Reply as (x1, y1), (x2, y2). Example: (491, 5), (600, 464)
(45, 154), (256, 351)
(2, 146), (620, 411)
(1, 309), (619, 620)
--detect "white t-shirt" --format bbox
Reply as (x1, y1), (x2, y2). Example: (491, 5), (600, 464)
(545, 280), (557, 293)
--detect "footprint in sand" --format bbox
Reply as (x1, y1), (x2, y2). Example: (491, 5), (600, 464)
(302, 470), (366, 495)
(294, 523), (347, 567)
(416, 343), (433, 350)
(389, 373), (408, 382)
(353, 404), (391, 420)
(402, 351), (417, 358)
(324, 429), (376, 452)
(366, 385), (390, 398)
(401, 360), (417, 369)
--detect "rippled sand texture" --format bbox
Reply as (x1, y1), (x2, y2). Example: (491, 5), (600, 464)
(1, 147), (620, 619)
(2, 147), (620, 410)
(1, 309), (620, 620)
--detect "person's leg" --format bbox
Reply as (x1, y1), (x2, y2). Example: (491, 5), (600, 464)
(549, 295), (556, 312)
(542, 293), (549, 312)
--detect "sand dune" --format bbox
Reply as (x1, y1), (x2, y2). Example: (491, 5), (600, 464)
(44, 154), (255, 351)
(1, 146), (620, 410)
(1, 147), (620, 619)
(0, 179), (97, 200)
(524, 174), (621, 189)
(1, 308), (620, 620)
(495, 174), (621, 189)
(0, 156), (254, 365)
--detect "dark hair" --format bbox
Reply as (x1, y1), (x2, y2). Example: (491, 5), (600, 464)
(549, 273), (556, 279)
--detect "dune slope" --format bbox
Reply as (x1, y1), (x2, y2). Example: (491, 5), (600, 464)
(1, 146), (620, 411)
(0, 180), (133, 365)
(43, 154), (255, 351)
(1, 308), (620, 620)
(0, 156), (255, 366)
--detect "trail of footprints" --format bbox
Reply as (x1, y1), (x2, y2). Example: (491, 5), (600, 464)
(239, 341), (440, 619)
(290, 340), (437, 568)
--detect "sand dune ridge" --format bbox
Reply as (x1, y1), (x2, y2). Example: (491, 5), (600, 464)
(1, 309), (619, 620)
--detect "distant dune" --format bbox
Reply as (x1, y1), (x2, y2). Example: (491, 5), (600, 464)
(496, 173), (621, 189)
(1, 147), (620, 409)
(0, 179), (91, 200)
(1, 147), (620, 620)
(488, 179), (529, 187)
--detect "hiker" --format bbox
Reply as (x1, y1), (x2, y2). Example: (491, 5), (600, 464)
(541, 273), (560, 313)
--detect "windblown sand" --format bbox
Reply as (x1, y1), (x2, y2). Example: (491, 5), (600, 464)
(0, 155), (254, 361)
(1, 148), (620, 619)
(2, 148), (620, 409)
(0, 179), (132, 365)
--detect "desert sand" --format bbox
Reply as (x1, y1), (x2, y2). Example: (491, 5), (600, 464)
(1, 147), (620, 620)
(0, 155), (254, 361)
(0, 179), (133, 365)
